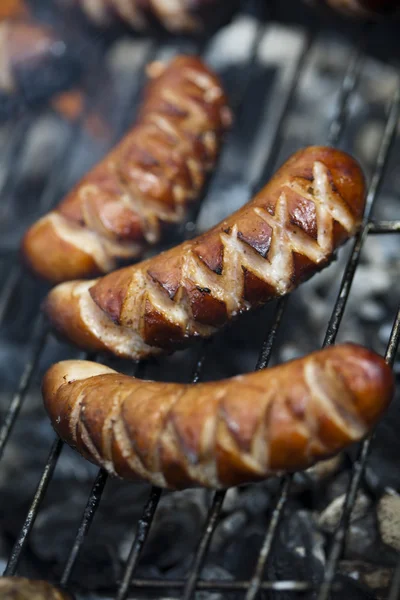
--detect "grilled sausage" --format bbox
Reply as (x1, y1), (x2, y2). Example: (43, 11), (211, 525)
(0, 577), (73, 600)
(0, 21), (80, 121)
(305, 0), (399, 18)
(75, 0), (238, 34)
(22, 56), (231, 283)
(44, 146), (366, 360)
(42, 344), (394, 489)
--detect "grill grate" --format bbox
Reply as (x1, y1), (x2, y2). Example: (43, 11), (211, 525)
(0, 1), (399, 598)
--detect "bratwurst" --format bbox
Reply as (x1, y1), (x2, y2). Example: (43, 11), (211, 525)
(22, 55), (231, 282)
(44, 146), (366, 360)
(42, 344), (393, 489)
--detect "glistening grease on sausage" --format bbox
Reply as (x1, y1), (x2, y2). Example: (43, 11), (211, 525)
(44, 146), (367, 360)
(42, 344), (394, 490)
(22, 55), (231, 283)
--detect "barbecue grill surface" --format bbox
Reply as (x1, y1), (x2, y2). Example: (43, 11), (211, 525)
(0, 1), (399, 599)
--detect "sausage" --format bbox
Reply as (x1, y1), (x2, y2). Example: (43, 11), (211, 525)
(44, 146), (366, 360)
(42, 343), (394, 490)
(0, 21), (80, 121)
(75, 0), (239, 34)
(22, 55), (232, 283)
(305, 0), (399, 18)
(0, 577), (73, 600)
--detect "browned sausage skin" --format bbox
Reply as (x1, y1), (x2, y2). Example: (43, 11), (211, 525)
(42, 344), (394, 490)
(22, 55), (231, 283)
(44, 146), (366, 360)
(0, 577), (73, 600)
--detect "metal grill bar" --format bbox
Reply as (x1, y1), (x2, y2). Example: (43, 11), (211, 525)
(326, 29), (366, 147)
(115, 487), (162, 600)
(0, 264), (21, 326)
(323, 85), (400, 349)
(181, 491), (226, 600)
(3, 438), (63, 576)
(245, 477), (292, 600)
(0, 115), (32, 196)
(316, 86), (400, 600)
(124, 578), (313, 592)
(369, 220), (400, 234)
(60, 469), (108, 587)
(247, 32), (314, 192)
(0, 317), (49, 459)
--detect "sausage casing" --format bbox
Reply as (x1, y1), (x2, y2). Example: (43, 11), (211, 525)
(22, 55), (231, 283)
(0, 577), (73, 600)
(44, 146), (366, 360)
(42, 344), (394, 490)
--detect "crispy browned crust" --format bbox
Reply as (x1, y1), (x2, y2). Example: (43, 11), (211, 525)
(0, 577), (73, 600)
(42, 343), (394, 490)
(22, 55), (231, 283)
(43, 146), (366, 359)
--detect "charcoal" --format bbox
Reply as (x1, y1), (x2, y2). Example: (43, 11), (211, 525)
(291, 455), (343, 497)
(318, 492), (371, 534)
(215, 526), (266, 579)
(331, 574), (377, 600)
(342, 512), (389, 564)
(210, 510), (247, 553)
(339, 560), (393, 599)
(377, 493), (400, 552)
(196, 565), (236, 600)
(232, 483), (272, 517)
(265, 510), (325, 600)
(140, 490), (209, 569)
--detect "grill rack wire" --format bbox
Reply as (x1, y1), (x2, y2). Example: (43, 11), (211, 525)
(0, 1), (399, 598)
